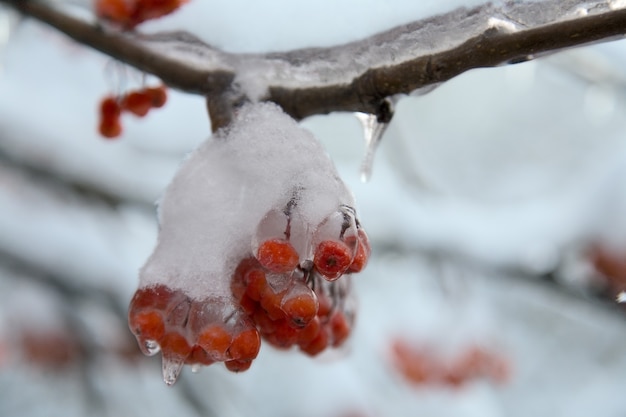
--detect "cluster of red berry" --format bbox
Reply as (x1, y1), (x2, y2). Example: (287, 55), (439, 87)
(390, 339), (509, 388)
(128, 204), (370, 383)
(98, 85), (167, 139)
(95, 0), (189, 29)
(128, 284), (261, 382)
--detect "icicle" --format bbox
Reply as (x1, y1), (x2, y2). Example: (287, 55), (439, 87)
(162, 355), (186, 386)
(354, 98), (394, 183)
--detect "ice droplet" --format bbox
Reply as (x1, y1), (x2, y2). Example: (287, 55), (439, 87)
(143, 340), (161, 356)
(617, 292), (626, 303)
(191, 364), (202, 373)
(354, 99), (394, 182)
(162, 356), (185, 386)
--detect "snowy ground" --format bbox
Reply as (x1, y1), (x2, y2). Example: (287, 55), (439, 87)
(1, 1), (626, 416)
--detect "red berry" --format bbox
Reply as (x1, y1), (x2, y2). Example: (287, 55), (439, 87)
(224, 359), (252, 372)
(252, 308), (278, 334)
(316, 291), (333, 319)
(145, 85), (168, 108)
(245, 269), (268, 301)
(281, 285), (318, 327)
(197, 325), (233, 360)
(297, 316), (321, 347)
(300, 328), (329, 356)
(266, 319), (299, 348)
(314, 240), (352, 280)
(186, 346), (215, 366)
(256, 238), (299, 273)
(129, 285), (174, 311)
(100, 96), (121, 119)
(122, 91), (152, 117)
(129, 310), (165, 341)
(260, 287), (287, 321)
(329, 311), (351, 347)
(99, 118), (122, 138)
(228, 328), (261, 361)
(160, 332), (192, 358)
(347, 229), (371, 273)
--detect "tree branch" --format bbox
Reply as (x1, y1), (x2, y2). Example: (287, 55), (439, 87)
(3, 0), (626, 123)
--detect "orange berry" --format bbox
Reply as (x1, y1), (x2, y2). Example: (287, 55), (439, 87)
(256, 238), (299, 273)
(99, 118), (122, 138)
(260, 287), (287, 321)
(281, 288), (318, 327)
(314, 240), (352, 280)
(145, 85), (168, 108)
(100, 96), (121, 119)
(232, 257), (261, 299)
(197, 325), (233, 360)
(300, 328), (329, 356)
(129, 285), (175, 311)
(245, 269), (267, 301)
(347, 229), (371, 273)
(129, 310), (165, 341)
(122, 91), (152, 117)
(252, 308), (278, 334)
(160, 332), (191, 358)
(224, 359), (252, 372)
(239, 293), (258, 316)
(316, 291), (333, 319)
(266, 319), (299, 348)
(297, 316), (321, 347)
(329, 312), (351, 347)
(95, 0), (133, 26)
(228, 328), (261, 360)
(186, 346), (215, 366)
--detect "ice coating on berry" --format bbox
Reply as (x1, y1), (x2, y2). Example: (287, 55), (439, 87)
(256, 239), (299, 273)
(130, 102), (366, 382)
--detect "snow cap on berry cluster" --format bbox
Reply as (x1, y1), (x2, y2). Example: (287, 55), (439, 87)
(140, 102), (355, 298)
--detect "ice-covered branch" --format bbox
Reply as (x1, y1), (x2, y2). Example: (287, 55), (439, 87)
(4, 0), (626, 125)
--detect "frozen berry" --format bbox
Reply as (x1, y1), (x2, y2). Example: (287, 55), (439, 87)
(297, 316), (321, 347)
(347, 229), (371, 273)
(186, 346), (215, 366)
(160, 332), (191, 358)
(224, 359), (252, 372)
(281, 285), (318, 327)
(300, 328), (329, 356)
(256, 238), (299, 273)
(314, 240), (352, 280)
(122, 91), (153, 117)
(228, 328), (261, 361)
(329, 311), (351, 347)
(197, 325), (233, 360)
(146, 85), (168, 108)
(129, 310), (165, 342)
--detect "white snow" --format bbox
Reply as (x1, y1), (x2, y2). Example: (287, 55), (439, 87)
(141, 102), (355, 297)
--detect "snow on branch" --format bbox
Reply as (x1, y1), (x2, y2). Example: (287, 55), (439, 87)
(4, 0), (626, 125)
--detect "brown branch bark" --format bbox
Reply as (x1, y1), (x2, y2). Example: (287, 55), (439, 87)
(3, 0), (626, 124)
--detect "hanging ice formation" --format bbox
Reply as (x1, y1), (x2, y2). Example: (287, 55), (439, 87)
(355, 98), (394, 182)
(128, 102), (371, 385)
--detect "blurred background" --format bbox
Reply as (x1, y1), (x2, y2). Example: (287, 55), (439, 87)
(1, 1), (626, 416)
